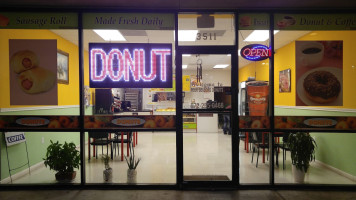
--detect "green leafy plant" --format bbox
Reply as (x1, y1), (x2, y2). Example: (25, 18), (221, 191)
(43, 140), (80, 174)
(287, 132), (317, 172)
(124, 141), (141, 170)
(101, 154), (111, 170)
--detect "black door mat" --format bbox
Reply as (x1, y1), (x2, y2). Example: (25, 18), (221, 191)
(183, 175), (230, 181)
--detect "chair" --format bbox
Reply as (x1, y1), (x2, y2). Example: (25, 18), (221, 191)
(111, 132), (133, 161)
(240, 132), (254, 152)
(88, 132), (113, 160)
(276, 132), (291, 169)
(251, 132), (278, 167)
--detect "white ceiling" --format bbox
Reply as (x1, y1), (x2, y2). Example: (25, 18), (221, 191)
(51, 28), (310, 70)
(4, 0), (348, 70)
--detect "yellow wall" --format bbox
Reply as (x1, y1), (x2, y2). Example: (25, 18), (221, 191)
(0, 29), (90, 108)
(239, 30), (356, 109)
(238, 61), (269, 82)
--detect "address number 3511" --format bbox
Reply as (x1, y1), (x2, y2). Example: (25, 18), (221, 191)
(196, 33), (217, 41)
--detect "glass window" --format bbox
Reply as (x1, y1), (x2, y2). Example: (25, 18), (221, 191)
(238, 13), (271, 184)
(0, 12), (80, 185)
(273, 13), (356, 185)
(83, 12), (176, 184)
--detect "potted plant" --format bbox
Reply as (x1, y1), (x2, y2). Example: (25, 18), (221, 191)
(287, 132), (317, 183)
(124, 141), (141, 183)
(43, 140), (80, 182)
(101, 154), (112, 182)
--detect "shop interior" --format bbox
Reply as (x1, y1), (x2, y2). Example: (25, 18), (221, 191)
(1, 13), (356, 185)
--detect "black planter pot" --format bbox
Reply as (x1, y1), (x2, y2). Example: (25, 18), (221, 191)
(55, 171), (76, 182)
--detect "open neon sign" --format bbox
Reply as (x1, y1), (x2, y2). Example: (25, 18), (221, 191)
(89, 43), (172, 88)
(241, 44), (271, 61)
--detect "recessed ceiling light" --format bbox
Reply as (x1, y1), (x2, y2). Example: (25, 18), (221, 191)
(244, 30), (279, 42)
(178, 30), (198, 41)
(213, 64), (229, 69)
(182, 65), (188, 69)
(93, 29), (126, 41)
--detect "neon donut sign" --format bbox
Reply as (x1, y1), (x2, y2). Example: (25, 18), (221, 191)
(241, 44), (271, 61)
(89, 43), (172, 88)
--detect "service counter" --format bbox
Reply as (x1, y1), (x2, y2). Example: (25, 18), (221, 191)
(197, 113), (218, 133)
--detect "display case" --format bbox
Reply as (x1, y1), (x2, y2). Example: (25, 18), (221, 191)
(183, 113), (197, 132)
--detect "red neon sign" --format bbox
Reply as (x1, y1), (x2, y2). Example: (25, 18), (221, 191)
(89, 43), (172, 88)
(241, 44), (271, 61)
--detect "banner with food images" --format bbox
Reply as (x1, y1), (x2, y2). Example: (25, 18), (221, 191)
(0, 115), (175, 130)
(84, 115), (176, 129)
(9, 39), (58, 105)
(0, 116), (79, 129)
(239, 116), (356, 130)
(295, 41), (343, 106)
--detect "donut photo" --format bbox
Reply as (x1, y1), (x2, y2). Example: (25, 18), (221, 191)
(295, 41), (343, 106)
(297, 67), (343, 106)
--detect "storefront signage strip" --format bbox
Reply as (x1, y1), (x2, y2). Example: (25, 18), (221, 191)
(0, 115), (176, 129)
(0, 12), (78, 29)
(83, 13), (174, 30)
(239, 13), (270, 30)
(85, 115), (176, 129)
(275, 14), (356, 30)
(0, 116), (79, 129)
(239, 116), (356, 130)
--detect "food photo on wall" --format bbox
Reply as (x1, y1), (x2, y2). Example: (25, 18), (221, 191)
(295, 41), (343, 106)
(9, 39), (58, 105)
(279, 68), (291, 93)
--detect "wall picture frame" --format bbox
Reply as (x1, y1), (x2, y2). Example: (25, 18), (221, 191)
(279, 68), (291, 93)
(57, 49), (69, 84)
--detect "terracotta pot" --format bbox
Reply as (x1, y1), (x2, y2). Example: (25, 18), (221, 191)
(55, 171), (76, 182)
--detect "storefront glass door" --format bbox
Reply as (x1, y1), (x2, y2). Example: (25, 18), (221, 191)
(181, 53), (233, 182)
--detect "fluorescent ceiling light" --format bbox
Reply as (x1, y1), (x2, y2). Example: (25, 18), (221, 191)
(183, 54), (191, 57)
(94, 29), (126, 41)
(178, 30), (198, 41)
(182, 65), (188, 69)
(244, 30), (279, 42)
(213, 64), (229, 69)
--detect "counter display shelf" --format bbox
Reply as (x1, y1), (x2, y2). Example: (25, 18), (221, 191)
(183, 113), (197, 132)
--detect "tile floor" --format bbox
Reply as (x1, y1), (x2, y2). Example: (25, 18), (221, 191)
(2, 130), (356, 185)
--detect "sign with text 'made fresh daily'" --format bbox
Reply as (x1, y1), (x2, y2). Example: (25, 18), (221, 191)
(89, 43), (172, 88)
(275, 14), (356, 30)
(0, 12), (77, 29)
(83, 13), (174, 30)
(5, 132), (26, 146)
